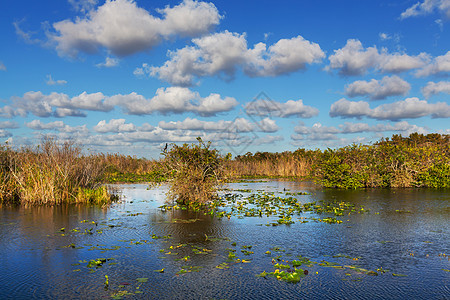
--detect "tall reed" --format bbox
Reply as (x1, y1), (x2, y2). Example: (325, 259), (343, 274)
(225, 150), (314, 179)
(0, 138), (110, 205)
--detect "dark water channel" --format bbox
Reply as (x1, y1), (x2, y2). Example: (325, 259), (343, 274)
(0, 181), (449, 299)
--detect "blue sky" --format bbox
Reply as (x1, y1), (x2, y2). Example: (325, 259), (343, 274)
(0, 0), (449, 158)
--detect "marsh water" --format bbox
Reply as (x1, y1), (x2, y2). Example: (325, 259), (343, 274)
(0, 181), (449, 299)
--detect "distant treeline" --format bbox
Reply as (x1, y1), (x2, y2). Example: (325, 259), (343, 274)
(101, 132), (449, 189)
(1, 133), (448, 205)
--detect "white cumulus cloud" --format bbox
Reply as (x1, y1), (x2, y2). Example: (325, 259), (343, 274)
(400, 0), (450, 19)
(50, 0), (221, 58)
(326, 39), (429, 76)
(0, 121), (19, 129)
(108, 87), (238, 116)
(415, 51), (450, 77)
(345, 75), (411, 100)
(94, 119), (136, 133)
(422, 80), (450, 98)
(25, 120), (89, 135)
(245, 98), (319, 118)
(330, 97), (450, 120)
(26, 120), (65, 130)
(146, 31), (324, 86)
(292, 120), (428, 141)
(243, 35), (325, 77)
(158, 117), (254, 132)
(96, 56), (119, 68)
(339, 121), (427, 135)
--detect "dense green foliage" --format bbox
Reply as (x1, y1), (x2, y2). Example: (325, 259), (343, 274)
(163, 137), (228, 206)
(313, 133), (450, 189)
(100, 153), (165, 183)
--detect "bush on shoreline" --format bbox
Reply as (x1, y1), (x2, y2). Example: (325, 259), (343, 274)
(313, 133), (450, 189)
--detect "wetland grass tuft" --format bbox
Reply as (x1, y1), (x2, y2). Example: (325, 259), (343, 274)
(0, 137), (113, 205)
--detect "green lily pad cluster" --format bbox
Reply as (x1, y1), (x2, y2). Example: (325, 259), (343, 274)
(176, 265), (203, 275)
(209, 191), (368, 226)
(159, 190), (368, 227)
(258, 268), (308, 283)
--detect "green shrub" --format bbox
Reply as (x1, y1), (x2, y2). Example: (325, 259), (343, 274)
(314, 133), (450, 189)
(163, 138), (227, 206)
(417, 163), (450, 188)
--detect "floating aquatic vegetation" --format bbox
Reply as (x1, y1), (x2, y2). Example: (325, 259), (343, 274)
(291, 256), (313, 267)
(176, 266), (203, 275)
(317, 217), (343, 224)
(170, 218), (200, 223)
(271, 247), (285, 252)
(257, 268), (308, 284)
(175, 256), (190, 262)
(110, 290), (134, 299)
(285, 192), (310, 196)
(273, 263), (290, 269)
(87, 258), (112, 268)
(227, 251), (236, 260)
(192, 246), (211, 255)
(318, 260), (342, 268)
(216, 262), (229, 269)
(213, 191), (367, 226)
(235, 189), (252, 193)
(126, 212), (144, 217)
(332, 254), (361, 260)
(395, 209), (412, 213)
(241, 250), (254, 255)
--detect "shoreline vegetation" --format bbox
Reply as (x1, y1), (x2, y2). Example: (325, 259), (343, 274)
(0, 133), (449, 206)
(0, 138), (115, 206)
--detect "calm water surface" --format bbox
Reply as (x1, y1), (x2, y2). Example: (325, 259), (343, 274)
(0, 181), (449, 299)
